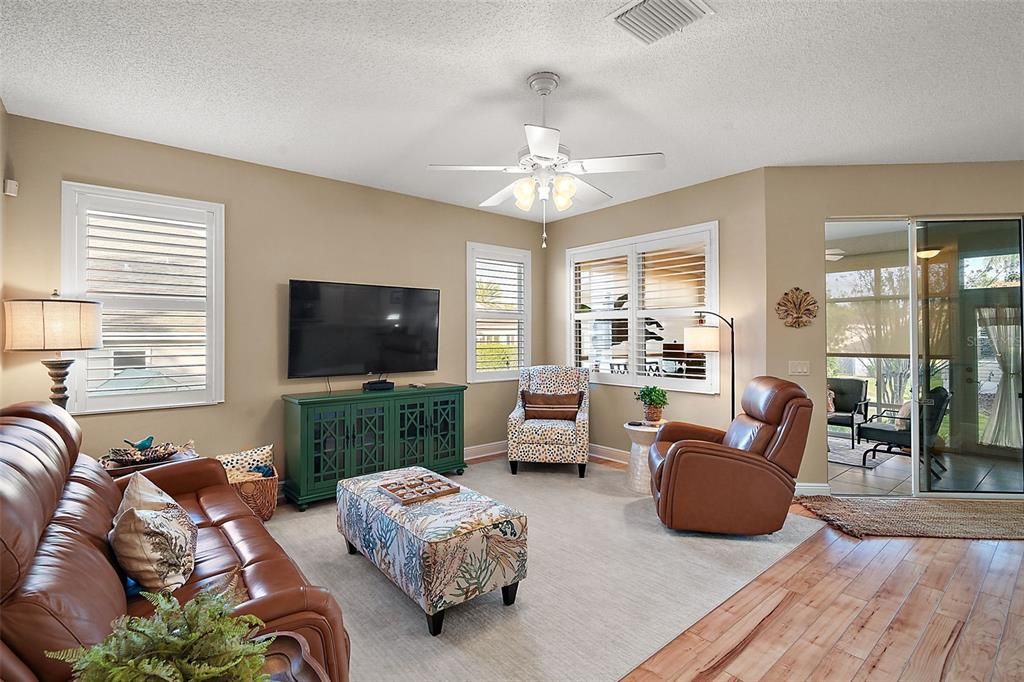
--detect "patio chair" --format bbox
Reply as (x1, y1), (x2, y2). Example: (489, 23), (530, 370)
(858, 386), (951, 477)
(826, 378), (869, 448)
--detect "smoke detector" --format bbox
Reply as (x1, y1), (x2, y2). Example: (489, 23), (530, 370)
(608, 0), (715, 45)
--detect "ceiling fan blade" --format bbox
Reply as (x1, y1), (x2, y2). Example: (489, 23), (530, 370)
(571, 176), (612, 203)
(524, 124), (560, 159)
(479, 180), (518, 207)
(825, 254), (845, 261)
(565, 153), (665, 174)
(825, 248), (846, 255)
(428, 164), (527, 173)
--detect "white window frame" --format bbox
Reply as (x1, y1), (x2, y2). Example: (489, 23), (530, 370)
(61, 181), (225, 414)
(565, 220), (720, 394)
(466, 242), (532, 383)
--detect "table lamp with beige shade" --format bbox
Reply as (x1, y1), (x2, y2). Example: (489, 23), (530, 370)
(3, 293), (103, 408)
(683, 310), (736, 418)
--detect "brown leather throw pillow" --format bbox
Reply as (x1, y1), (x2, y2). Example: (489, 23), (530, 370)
(522, 391), (583, 421)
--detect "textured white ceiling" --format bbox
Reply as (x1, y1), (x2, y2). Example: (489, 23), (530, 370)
(2, 1), (1022, 223)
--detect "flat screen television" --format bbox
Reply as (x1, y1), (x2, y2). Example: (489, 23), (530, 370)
(288, 279), (440, 379)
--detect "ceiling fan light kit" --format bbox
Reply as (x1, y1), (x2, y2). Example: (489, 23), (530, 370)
(428, 70), (666, 246)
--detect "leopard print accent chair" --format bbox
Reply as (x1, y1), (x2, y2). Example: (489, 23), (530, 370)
(507, 365), (590, 476)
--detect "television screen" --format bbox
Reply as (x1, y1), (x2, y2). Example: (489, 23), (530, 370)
(288, 280), (440, 378)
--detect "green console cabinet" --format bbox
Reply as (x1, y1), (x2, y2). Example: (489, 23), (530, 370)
(283, 383), (467, 509)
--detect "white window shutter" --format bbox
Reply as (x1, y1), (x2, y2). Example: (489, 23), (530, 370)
(467, 244), (531, 383)
(566, 221), (719, 394)
(61, 182), (224, 414)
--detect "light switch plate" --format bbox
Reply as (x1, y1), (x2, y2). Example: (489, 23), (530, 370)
(788, 360), (810, 376)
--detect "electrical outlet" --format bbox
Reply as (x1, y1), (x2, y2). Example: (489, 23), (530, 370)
(788, 360), (810, 376)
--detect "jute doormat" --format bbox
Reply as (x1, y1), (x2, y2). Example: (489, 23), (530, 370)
(797, 495), (1024, 539)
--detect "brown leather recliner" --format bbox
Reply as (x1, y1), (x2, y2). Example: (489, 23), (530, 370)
(648, 376), (813, 535)
(0, 402), (350, 682)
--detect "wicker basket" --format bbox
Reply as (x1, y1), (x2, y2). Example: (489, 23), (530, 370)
(227, 466), (279, 521)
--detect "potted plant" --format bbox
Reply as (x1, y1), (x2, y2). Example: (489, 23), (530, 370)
(635, 385), (669, 423)
(48, 578), (272, 681)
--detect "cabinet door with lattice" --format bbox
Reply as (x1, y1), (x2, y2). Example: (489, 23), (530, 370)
(393, 395), (430, 470)
(306, 405), (349, 498)
(346, 400), (389, 477)
(427, 393), (463, 472)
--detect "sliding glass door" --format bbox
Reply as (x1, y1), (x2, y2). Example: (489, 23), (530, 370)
(911, 218), (1023, 495)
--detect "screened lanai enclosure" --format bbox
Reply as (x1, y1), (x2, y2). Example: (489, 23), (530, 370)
(825, 218), (1023, 496)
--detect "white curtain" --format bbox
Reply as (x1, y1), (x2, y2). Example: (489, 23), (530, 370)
(978, 306), (1022, 449)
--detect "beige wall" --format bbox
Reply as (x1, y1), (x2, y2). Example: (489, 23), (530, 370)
(545, 169), (769, 452)
(764, 162), (1024, 484)
(1, 116), (544, 466)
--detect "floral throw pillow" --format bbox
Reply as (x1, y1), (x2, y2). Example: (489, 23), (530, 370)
(109, 473), (198, 592)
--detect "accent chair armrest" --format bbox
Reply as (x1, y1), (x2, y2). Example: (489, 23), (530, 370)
(507, 406), (526, 441)
(574, 408), (589, 440)
(655, 421), (726, 445)
(508, 405), (525, 425)
(114, 456), (229, 495)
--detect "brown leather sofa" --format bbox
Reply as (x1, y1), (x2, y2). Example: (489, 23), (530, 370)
(648, 376), (813, 535)
(0, 402), (350, 682)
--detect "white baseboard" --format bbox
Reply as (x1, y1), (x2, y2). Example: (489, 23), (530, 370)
(794, 482), (832, 496)
(464, 440), (507, 461)
(589, 444), (629, 464)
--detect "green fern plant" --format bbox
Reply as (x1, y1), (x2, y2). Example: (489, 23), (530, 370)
(634, 385), (669, 407)
(47, 578), (271, 682)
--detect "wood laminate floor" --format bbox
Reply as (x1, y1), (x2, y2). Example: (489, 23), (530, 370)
(624, 504), (1024, 682)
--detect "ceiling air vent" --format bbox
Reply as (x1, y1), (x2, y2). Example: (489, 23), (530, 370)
(608, 0), (715, 45)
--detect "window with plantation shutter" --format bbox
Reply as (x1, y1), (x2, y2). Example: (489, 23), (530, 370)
(467, 243), (531, 382)
(566, 221), (719, 393)
(61, 182), (224, 414)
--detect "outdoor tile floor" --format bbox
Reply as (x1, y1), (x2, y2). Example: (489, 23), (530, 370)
(826, 435), (1022, 495)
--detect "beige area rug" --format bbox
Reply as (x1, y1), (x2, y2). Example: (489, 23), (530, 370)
(266, 459), (822, 681)
(798, 495), (1024, 539)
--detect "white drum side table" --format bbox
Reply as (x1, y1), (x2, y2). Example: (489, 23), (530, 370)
(624, 420), (665, 494)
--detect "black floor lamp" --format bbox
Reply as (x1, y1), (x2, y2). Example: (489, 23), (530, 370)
(684, 310), (736, 417)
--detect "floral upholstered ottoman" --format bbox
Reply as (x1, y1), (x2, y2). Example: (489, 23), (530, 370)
(336, 466), (528, 635)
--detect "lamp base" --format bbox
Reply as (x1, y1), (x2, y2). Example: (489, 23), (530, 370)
(40, 358), (75, 409)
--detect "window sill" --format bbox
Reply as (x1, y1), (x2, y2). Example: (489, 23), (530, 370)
(467, 375), (520, 385)
(69, 397), (223, 417)
(587, 377), (719, 395)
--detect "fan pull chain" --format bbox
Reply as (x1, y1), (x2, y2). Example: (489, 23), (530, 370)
(542, 200), (548, 248)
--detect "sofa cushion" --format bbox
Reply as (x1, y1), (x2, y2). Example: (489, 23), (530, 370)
(0, 417), (77, 600)
(175, 485), (256, 528)
(1, 440), (127, 682)
(517, 418), (577, 445)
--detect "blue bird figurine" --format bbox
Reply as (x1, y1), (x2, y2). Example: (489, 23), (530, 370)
(123, 435), (155, 451)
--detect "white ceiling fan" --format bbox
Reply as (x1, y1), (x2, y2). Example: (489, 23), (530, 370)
(428, 71), (665, 247)
(825, 248), (846, 261)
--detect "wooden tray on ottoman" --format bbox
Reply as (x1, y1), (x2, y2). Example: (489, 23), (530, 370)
(378, 474), (460, 505)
